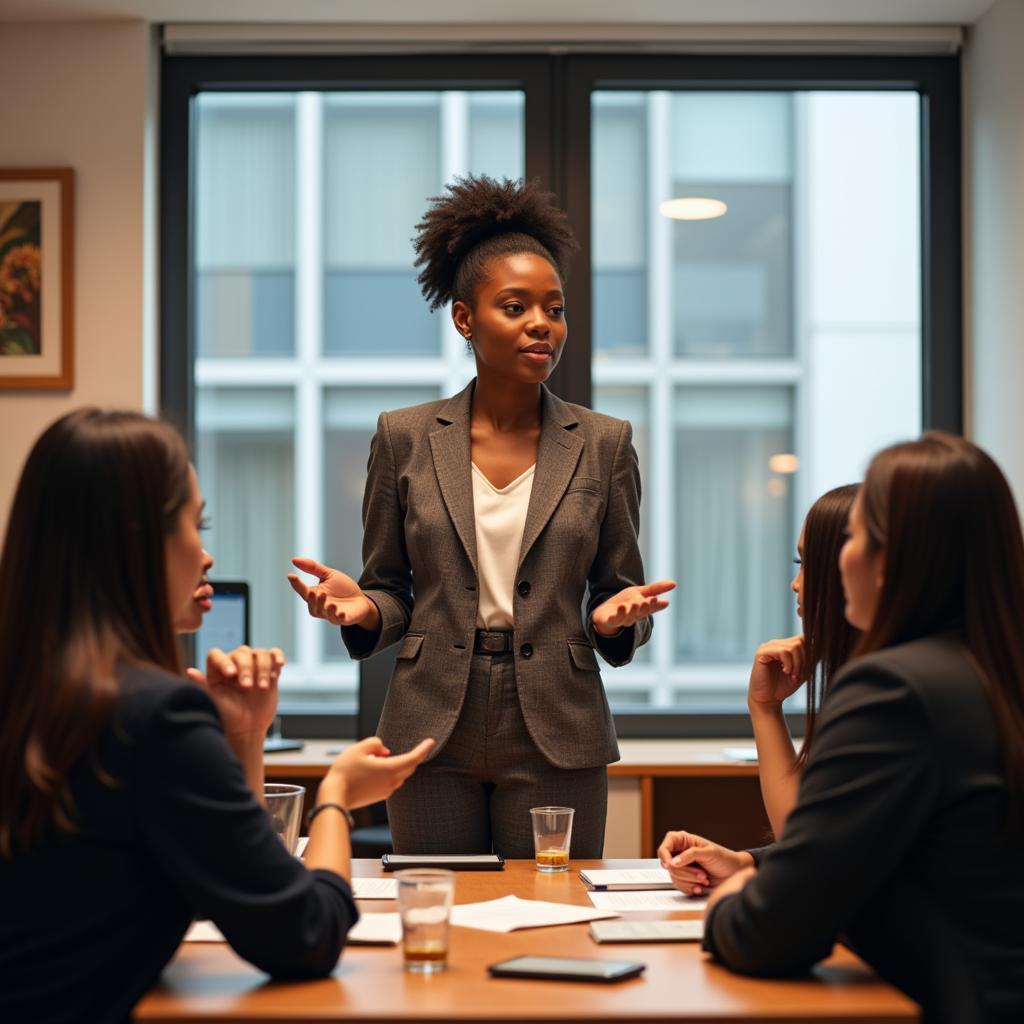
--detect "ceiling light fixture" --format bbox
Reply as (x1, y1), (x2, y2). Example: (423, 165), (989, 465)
(658, 197), (728, 221)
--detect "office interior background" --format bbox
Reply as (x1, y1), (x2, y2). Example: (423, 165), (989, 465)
(1, 0), (1022, 734)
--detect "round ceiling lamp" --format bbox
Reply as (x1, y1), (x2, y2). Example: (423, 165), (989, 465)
(658, 197), (728, 221)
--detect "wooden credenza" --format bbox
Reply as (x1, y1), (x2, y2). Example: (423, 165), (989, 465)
(266, 739), (774, 857)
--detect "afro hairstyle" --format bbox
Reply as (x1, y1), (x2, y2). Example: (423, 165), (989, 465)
(413, 175), (578, 311)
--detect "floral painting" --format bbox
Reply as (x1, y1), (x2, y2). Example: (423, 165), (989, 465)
(0, 168), (72, 390)
(0, 200), (42, 356)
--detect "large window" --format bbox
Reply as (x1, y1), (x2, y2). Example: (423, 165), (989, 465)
(162, 54), (960, 730)
(589, 88), (922, 710)
(192, 87), (524, 707)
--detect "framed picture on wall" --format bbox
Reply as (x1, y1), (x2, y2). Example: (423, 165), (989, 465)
(0, 167), (73, 390)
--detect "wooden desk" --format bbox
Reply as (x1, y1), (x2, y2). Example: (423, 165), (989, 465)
(137, 859), (917, 1023)
(265, 741), (774, 856)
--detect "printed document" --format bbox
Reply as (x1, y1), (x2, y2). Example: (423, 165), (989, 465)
(587, 890), (708, 912)
(450, 894), (618, 933)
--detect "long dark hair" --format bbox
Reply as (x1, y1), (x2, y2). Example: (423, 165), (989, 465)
(0, 409), (191, 856)
(796, 484), (860, 768)
(856, 432), (1024, 830)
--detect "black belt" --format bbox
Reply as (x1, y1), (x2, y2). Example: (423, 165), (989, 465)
(473, 629), (514, 654)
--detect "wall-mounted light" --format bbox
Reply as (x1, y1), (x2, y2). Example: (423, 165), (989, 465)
(658, 197), (728, 221)
(768, 453), (800, 474)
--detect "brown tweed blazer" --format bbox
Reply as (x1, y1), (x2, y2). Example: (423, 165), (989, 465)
(341, 380), (651, 770)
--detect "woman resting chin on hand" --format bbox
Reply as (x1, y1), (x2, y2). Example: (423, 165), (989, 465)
(174, 546), (288, 796)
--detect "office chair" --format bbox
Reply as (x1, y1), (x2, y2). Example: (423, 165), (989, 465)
(349, 646), (397, 857)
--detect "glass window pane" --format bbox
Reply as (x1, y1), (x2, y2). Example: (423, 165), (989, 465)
(195, 387), (296, 655)
(195, 95), (296, 358)
(592, 93), (649, 356)
(669, 93), (793, 358)
(467, 93), (525, 180)
(323, 94), (441, 357)
(321, 387), (441, 663)
(673, 387), (794, 663)
(193, 88), (524, 701)
(591, 87), (921, 712)
(592, 386), (650, 671)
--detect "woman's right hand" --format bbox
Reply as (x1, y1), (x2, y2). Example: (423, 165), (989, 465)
(287, 556), (380, 630)
(320, 736), (435, 810)
(747, 635), (807, 708)
(657, 830), (754, 896)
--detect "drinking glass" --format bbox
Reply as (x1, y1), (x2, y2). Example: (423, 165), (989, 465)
(396, 869), (455, 973)
(264, 783), (305, 855)
(530, 806), (574, 872)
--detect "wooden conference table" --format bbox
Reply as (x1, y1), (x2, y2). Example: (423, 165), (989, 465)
(136, 859), (918, 1023)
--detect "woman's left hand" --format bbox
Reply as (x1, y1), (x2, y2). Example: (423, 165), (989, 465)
(706, 865), (757, 912)
(187, 645), (284, 739)
(592, 580), (676, 637)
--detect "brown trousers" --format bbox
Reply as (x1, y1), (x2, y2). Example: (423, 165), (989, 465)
(386, 651), (608, 858)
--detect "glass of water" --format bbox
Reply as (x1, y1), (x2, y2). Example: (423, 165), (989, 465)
(264, 783), (305, 855)
(395, 869), (455, 973)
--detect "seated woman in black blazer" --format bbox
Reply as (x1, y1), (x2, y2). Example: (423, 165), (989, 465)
(0, 409), (433, 1024)
(658, 484), (860, 893)
(702, 434), (1024, 1024)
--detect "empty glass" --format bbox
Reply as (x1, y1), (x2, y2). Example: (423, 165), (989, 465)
(264, 783), (305, 855)
(530, 806), (574, 872)
(396, 869), (455, 973)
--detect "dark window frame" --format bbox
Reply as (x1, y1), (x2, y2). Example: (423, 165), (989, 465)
(161, 51), (961, 739)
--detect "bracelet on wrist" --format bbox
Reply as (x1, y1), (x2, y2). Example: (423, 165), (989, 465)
(307, 802), (354, 830)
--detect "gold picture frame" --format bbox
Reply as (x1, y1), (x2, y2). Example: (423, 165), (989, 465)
(0, 168), (74, 390)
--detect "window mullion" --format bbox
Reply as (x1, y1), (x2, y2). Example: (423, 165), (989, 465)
(293, 91), (324, 684)
(648, 91), (675, 710)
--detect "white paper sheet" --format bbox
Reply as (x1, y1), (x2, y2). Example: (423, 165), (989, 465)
(351, 877), (399, 900)
(295, 836), (309, 857)
(578, 867), (673, 890)
(450, 894), (618, 933)
(184, 912), (401, 946)
(347, 912), (402, 945)
(587, 890), (708, 912)
(589, 918), (704, 943)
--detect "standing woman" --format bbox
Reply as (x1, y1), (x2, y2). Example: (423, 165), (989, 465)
(291, 176), (674, 857)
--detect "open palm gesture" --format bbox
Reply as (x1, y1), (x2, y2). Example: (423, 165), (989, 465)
(592, 579), (676, 637)
(288, 557), (379, 629)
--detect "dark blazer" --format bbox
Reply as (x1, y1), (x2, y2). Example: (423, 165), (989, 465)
(704, 635), (1024, 1024)
(342, 381), (651, 770)
(0, 666), (356, 1024)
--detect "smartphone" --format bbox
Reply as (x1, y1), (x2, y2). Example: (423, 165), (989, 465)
(488, 956), (645, 983)
(381, 853), (505, 871)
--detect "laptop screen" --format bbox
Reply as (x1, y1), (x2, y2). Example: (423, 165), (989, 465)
(195, 582), (249, 668)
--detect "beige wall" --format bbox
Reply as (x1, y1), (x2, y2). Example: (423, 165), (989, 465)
(0, 21), (153, 535)
(965, 0), (1024, 510)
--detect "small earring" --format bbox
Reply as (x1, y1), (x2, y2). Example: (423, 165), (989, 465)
(465, 334), (473, 353)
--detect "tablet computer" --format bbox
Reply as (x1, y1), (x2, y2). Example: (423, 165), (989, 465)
(488, 956), (645, 983)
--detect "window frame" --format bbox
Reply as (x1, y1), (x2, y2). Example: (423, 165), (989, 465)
(161, 52), (961, 739)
